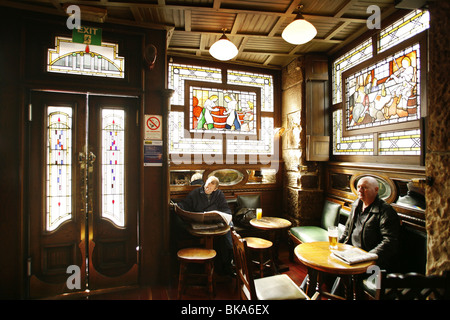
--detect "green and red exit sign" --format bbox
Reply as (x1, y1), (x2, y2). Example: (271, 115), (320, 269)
(72, 26), (102, 46)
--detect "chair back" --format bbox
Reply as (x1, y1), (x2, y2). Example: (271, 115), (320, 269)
(320, 200), (341, 230)
(231, 228), (257, 300)
(380, 271), (450, 300)
(237, 195), (261, 209)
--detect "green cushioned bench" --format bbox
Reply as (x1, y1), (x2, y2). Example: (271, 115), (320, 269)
(288, 200), (342, 261)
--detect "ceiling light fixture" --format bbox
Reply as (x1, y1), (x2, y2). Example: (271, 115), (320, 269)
(282, 5), (317, 45)
(209, 29), (238, 61)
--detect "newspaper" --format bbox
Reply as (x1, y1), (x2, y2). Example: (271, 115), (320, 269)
(173, 204), (232, 230)
(331, 247), (378, 265)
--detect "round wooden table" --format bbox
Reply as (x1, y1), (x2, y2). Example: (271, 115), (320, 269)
(294, 242), (376, 299)
(250, 217), (292, 272)
(250, 217), (292, 230)
(187, 225), (230, 249)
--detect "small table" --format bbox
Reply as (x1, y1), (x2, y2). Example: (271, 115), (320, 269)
(250, 217), (292, 272)
(187, 225), (230, 249)
(294, 241), (375, 299)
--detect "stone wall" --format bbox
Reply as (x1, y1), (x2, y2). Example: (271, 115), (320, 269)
(425, 1), (450, 275)
(281, 58), (323, 226)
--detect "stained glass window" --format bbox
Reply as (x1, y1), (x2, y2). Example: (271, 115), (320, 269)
(227, 70), (274, 112)
(48, 36), (125, 78)
(168, 62), (275, 161)
(46, 107), (73, 231)
(102, 109), (125, 227)
(190, 85), (257, 135)
(379, 129), (421, 155)
(168, 63), (222, 106)
(344, 43), (421, 132)
(332, 109), (373, 155)
(332, 38), (373, 105)
(379, 9), (429, 53)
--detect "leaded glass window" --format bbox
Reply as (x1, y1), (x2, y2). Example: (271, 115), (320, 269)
(168, 62), (276, 161)
(332, 109), (373, 155)
(227, 70), (274, 112)
(168, 63), (222, 106)
(331, 9), (428, 159)
(190, 84), (258, 135)
(102, 109), (125, 227)
(344, 43), (421, 132)
(379, 129), (420, 155)
(46, 107), (73, 231)
(47, 36), (125, 78)
(332, 38), (373, 105)
(379, 9), (429, 53)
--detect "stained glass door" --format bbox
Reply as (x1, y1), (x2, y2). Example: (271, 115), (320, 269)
(28, 91), (139, 298)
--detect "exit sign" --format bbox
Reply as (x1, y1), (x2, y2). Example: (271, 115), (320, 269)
(72, 26), (102, 46)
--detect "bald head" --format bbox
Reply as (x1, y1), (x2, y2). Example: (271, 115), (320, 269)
(357, 176), (379, 207)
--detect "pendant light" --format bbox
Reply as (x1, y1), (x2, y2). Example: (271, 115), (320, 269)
(209, 29), (238, 61)
(282, 6), (317, 45)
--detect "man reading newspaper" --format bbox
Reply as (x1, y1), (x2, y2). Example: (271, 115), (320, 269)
(176, 176), (234, 277)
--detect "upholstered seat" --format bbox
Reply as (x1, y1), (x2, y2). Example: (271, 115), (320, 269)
(289, 226), (328, 243)
(289, 200), (341, 243)
(244, 274), (308, 300)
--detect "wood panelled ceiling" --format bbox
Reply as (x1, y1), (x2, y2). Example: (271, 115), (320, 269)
(1, 0), (403, 69)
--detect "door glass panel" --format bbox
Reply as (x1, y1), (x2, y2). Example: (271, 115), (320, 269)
(46, 107), (73, 231)
(102, 109), (125, 227)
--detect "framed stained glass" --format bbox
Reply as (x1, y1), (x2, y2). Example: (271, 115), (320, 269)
(342, 41), (423, 136)
(46, 107), (73, 231)
(47, 36), (125, 78)
(102, 109), (125, 227)
(168, 62), (276, 161)
(186, 81), (260, 138)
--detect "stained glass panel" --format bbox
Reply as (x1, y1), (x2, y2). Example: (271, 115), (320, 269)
(168, 63), (222, 106)
(46, 107), (73, 231)
(102, 109), (125, 227)
(344, 43), (420, 131)
(168, 63), (275, 159)
(48, 37), (125, 78)
(379, 129), (421, 155)
(333, 109), (373, 155)
(190, 85), (257, 135)
(379, 9), (429, 53)
(169, 111), (222, 158)
(332, 38), (373, 105)
(227, 70), (274, 112)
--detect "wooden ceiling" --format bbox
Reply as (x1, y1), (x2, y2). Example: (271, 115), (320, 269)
(1, 0), (405, 69)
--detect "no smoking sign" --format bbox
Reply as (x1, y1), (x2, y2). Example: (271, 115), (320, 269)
(145, 115), (162, 140)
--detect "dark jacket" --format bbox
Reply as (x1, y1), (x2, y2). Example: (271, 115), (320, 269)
(178, 184), (231, 215)
(339, 195), (400, 271)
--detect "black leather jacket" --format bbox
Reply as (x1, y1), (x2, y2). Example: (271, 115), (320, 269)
(339, 195), (400, 271)
(178, 184), (231, 215)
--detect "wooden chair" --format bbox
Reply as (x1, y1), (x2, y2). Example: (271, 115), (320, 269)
(231, 228), (312, 300)
(365, 271), (450, 300)
(177, 247), (216, 299)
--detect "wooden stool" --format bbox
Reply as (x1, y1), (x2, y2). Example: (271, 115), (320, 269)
(177, 248), (216, 299)
(244, 237), (277, 277)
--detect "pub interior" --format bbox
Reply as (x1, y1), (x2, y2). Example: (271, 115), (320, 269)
(0, 0), (449, 303)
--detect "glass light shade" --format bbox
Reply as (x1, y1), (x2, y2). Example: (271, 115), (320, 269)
(209, 34), (238, 61)
(282, 17), (317, 45)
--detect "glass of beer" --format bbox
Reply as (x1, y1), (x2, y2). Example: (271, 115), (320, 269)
(328, 226), (338, 250)
(256, 208), (262, 220)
